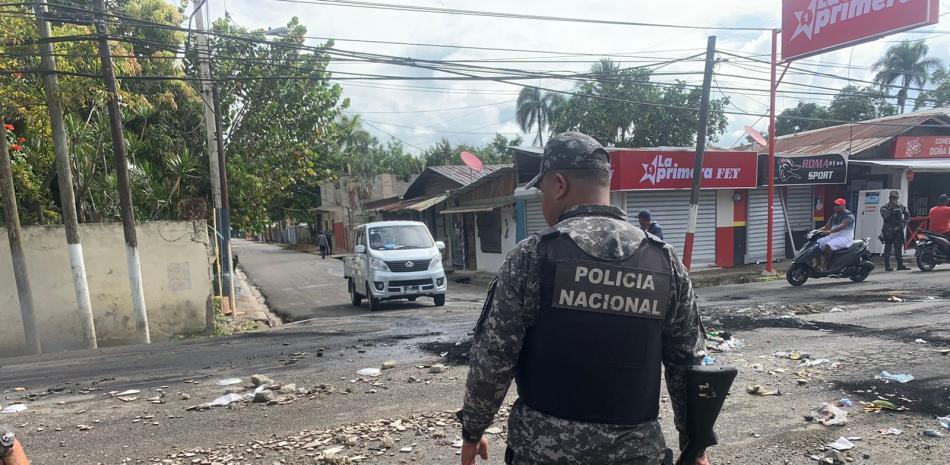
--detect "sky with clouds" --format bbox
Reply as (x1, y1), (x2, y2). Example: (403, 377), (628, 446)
(203, 0), (950, 154)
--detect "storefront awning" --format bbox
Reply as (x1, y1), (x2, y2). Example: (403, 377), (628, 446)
(440, 205), (498, 214)
(850, 159), (950, 172)
(404, 194), (449, 212)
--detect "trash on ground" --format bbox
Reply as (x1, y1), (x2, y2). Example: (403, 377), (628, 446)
(702, 355), (716, 366)
(251, 374), (274, 386)
(939, 348), (950, 356)
(863, 399), (909, 413)
(802, 358), (830, 367)
(836, 398), (853, 408)
(830, 306), (843, 312)
(115, 389), (141, 396)
(937, 416), (950, 430)
(1, 404), (27, 414)
(829, 437), (855, 451)
(818, 403), (848, 426)
(707, 331), (744, 352)
(746, 385), (781, 396)
(357, 368), (382, 377)
(875, 371), (914, 383)
(914, 338), (928, 344)
(774, 351), (809, 360)
(216, 378), (243, 386)
(922, 430), (944, 438)
(204, 393), (246, 408)
(429, 364), (447, 374)
(879, 428), (902, 435)
(117, 396), (138, 402)
(888, 296), (904, 302)
(381, 360), (397, 370)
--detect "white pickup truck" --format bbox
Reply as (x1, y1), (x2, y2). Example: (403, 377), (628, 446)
(342, 221), (447, 311)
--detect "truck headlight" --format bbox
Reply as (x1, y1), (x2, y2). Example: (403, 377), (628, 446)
(369, 257), (389, 271)
(429, 255), (443, 270)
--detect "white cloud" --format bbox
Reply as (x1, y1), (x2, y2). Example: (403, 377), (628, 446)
(212, 0), (950, 153)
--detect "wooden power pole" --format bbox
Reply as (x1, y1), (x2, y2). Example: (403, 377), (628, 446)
(1, 126), (41, 354)
(33, 0), (98, 349)
(94, 0), (150, 343)
(683, 35), (716, 271)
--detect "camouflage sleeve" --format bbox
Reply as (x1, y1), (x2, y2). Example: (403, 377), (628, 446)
(459, 236), (539, 443)
(660, 246), (705, 451)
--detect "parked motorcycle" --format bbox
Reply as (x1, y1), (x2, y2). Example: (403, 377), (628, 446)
(915, 230), (950, 271)
(786, 230), (875, 286)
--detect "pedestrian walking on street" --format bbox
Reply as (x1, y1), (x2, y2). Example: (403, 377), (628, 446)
(880, 191), (910, 271)
(458, 132), (707, 465)
(316, 230), (329, 259)
(637, 209), (664, 240)
(324, 230), (333, 255)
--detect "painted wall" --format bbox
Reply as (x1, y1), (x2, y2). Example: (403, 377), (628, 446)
(0, 221), (212, 356)
(474, 206), (517, 273)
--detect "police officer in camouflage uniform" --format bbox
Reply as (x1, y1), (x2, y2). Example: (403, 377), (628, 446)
(879, 191), (910, 272)
(458, 132), (707, 465)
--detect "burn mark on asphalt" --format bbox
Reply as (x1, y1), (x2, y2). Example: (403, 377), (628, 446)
(711, 315), (950, 346)
(418, 339), (473, 365)
(834, 378), (950, 417)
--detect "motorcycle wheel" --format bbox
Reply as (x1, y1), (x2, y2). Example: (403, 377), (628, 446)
(786, 264), (808, 286)
(849, 266), (871, 282)
(917, 251), (937, 272)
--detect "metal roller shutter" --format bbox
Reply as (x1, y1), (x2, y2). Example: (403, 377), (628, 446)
(785, 185), (814, 231)
(624, 190), (717, 265)
(525, 197), (548, 236)
(747, 187), (787, 263)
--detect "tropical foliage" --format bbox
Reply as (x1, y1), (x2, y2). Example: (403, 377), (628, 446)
(776, 86), (897, 136)
(872, 40), (943, 114)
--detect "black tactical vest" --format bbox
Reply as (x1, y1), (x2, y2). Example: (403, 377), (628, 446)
(515, 226), (673, 425)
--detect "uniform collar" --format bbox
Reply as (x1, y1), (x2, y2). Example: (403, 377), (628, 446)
(557, 204), (628, 223)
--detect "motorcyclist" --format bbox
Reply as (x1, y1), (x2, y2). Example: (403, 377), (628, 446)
(879, 191), (910, 271)
(816, 198), (855, 270)
(929, 194), (950, 239)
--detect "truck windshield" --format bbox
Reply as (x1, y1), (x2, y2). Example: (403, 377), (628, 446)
(367, 225), (434, 251)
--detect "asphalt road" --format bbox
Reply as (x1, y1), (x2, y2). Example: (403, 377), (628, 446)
(1, 240), (948, 464)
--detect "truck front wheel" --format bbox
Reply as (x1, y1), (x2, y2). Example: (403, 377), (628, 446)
(434, 294), (446, 307)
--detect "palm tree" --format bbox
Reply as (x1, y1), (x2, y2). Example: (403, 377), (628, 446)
(872, 41), (944, 113)
(516, 87), (563, 146)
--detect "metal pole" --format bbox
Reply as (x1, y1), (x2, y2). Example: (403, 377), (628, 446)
(94, 0), (150, 343)
(683, 35), (716, 271)
(766, 29), (779, 273)
(1, 126), (41, 354)
(211, 83), (236, 311)
(33, 0), (97, 349)
(212, 207), (223, 303)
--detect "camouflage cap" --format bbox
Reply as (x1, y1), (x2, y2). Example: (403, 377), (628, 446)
(524, 131), (611, 189)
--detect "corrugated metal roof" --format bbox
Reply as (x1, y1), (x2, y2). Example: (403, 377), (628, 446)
(374, 193), (449, 213)
(749, 107), (950, 156)
(427, 164), (509, 186)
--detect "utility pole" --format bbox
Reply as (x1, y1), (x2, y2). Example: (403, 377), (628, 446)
(94, 0), (150, 343)
(1, 126), (41, 354)
(212, 82), (236, 311)
(33, 0), (98, 349)
(682, 35), (716, 271)
(194, 1), (234, 309)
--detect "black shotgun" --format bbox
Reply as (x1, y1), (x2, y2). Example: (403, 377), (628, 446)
(675, 365), (738, 465)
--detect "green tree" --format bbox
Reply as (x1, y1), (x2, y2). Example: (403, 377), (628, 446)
(202, 17), (346, 231)
(776, 102), (832, 136)
(550, 62), (727, 147)
(515, 87), (563, 146)
(915, 65), (950, 110)
(872, 40), (944, 114)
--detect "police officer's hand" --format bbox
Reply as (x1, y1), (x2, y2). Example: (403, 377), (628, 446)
(460, 437), (488, 465)
(696, 452), (710, 465)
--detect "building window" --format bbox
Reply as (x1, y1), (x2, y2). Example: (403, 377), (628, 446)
(477, 210), (502, 253)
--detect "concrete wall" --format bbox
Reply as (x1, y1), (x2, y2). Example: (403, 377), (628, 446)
(0, 221), (212, 356)
(474, 206), (517, 273)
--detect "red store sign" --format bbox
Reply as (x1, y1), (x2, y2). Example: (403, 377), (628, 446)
(893, 135), (950, 159)
(610, 149), (758, 191)
(782, 0), (940, 61)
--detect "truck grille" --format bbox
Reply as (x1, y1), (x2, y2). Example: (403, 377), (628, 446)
(390, 278), (433, 287)
(385, 260), (428, 272)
